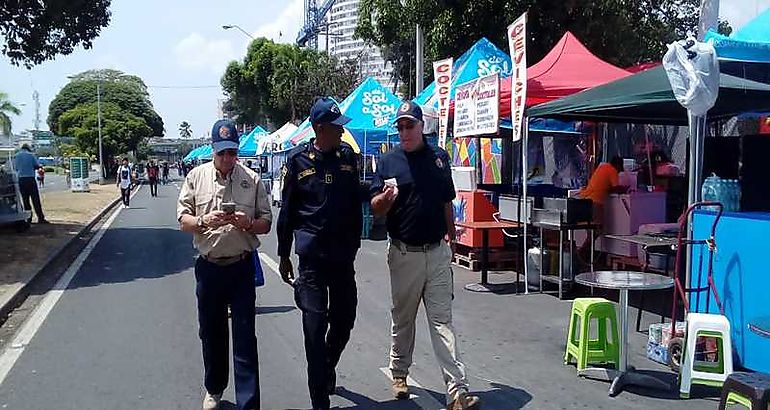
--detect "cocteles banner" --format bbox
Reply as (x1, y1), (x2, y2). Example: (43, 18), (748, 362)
(433, 58), (453, 149)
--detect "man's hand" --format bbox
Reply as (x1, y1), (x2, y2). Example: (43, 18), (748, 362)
(444, 233), (456, 259)
(203, 210), (233, 229)
(279, 257), (295, 285)
(231, 211), (252, 231)
(382, 184), (398, 202)
(371, 184), (398, 216)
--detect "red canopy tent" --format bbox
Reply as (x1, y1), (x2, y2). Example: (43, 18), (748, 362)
(494, 31), (631, 117)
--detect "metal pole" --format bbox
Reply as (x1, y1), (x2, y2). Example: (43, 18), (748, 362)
(415, 24), (424, 94)
(522, 117), (529, 294)
(97, 81), (104, 185)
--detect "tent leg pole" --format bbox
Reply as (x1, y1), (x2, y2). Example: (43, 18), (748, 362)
(522, 117), (529, 294)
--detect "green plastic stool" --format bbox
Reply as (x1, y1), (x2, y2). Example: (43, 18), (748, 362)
(564, 298), (620, 372)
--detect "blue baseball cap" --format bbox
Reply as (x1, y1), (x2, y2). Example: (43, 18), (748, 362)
(310, 97), (351, 126)
(211, 119), (240, 153)
(394, 100), (423, 124)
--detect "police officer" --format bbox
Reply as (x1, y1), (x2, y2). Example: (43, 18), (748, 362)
(370, 101), (480, 410)
(277, 97), (362, 410)
(177, 119), (272, 410)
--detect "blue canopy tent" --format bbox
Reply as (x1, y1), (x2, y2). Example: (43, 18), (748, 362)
(281, 77), (402, 155)
(705, 8), (770, 62)
(238, 126), (268, 157)
(414, 37), (512, 108)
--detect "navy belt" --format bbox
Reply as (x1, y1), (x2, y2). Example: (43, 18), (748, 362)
(391, 239), (441, 253)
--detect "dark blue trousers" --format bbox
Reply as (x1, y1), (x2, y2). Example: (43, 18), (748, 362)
(294, 257), (358, 410)
(195, 255), (260, 410)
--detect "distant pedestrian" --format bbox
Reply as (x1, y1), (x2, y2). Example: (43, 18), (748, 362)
(370, 101), (480, 410)
(277, 97), (362, 410)
(177, 119), (272, 410)
(117, 158), (132, 208)
(147, 160), (160, 197)
(14, 144), (49, 224)
(162, 162), (170, 184)
(36, 166), (45, 188)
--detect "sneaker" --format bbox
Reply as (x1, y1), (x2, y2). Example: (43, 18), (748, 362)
(392, 377), (408, 400)
(448, 392), (481, 410)
(202, 392), (221, 410)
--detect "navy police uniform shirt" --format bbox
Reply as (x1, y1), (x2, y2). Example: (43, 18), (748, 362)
(370, 143), (455, 246)
(277, 140), (363, 260)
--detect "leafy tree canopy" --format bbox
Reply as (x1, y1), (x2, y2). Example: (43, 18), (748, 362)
(0, 1), (112, 67)
(221, 38), (359, 126)
(48, 69), (164, 136)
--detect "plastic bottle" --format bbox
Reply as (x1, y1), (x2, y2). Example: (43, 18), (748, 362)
(701, 174), (719, 209)
(735, 179), (742, 212)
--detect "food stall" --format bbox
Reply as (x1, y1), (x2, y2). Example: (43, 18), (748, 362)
(526, 64), (770, 373)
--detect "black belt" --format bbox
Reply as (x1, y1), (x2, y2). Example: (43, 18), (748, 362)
(391, 239), (441, 253)
(201, 251), (250, 266)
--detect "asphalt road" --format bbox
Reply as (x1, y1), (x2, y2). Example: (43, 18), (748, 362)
(0, 178), (718, 409)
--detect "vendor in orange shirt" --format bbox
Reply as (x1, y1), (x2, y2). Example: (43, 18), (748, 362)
(577, 156), (628, 260)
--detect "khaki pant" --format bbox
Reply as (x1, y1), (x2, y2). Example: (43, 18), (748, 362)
(387, 240), (469, 403)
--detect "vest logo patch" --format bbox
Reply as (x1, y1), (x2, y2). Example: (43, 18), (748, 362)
(298, 168), (316, 180)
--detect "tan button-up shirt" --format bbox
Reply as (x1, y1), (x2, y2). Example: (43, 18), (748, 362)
(177, 162), (272, 258)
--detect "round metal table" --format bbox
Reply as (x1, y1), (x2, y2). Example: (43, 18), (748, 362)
(575, 271), (675, 396)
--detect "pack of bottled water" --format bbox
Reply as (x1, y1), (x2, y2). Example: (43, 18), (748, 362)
(701, 173), (741, 212)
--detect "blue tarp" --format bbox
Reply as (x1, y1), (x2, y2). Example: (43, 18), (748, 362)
(414, 37), (512, 107)
(281, 77), (402, 155)
(705, 8), (770, 62)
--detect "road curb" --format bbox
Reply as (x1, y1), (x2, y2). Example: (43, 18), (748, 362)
(0, 194), (122, 322)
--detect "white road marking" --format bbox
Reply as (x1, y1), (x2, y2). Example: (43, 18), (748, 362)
(0, 203), (123, 386)
(258, 253), (280, 275)
(380, 367), (446, 410)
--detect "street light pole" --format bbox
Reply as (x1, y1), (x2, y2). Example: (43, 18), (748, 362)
(415, 24), (424, 94)
(222, 24), (255, 40)
(96, 80), (104, 185)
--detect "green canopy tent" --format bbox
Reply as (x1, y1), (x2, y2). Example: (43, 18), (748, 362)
(526, 66), (770, 125)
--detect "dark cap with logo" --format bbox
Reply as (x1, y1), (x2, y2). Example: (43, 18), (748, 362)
(394, 100), (423, 124)
(310, 97), (351, 126)
(211, 119), (240, 153)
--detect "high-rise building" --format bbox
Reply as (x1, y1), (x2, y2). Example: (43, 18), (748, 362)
(326, 0), (395, 91)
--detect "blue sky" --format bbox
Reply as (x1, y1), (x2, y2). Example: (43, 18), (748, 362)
(0, 0), (767, 138)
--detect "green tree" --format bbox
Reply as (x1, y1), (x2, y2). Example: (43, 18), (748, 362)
(0, 92), (21, 136)
(221, 38), (359, 126)
(179, 121), (192, 139)
(0, 1), (112, 67)
(57, 102), (153, 177)
(357, 0), (723, 97)
(48, 69), (164, 136)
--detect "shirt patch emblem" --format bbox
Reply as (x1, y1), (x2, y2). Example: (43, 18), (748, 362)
(240, 179), (251, 189)
(435, 157), (444, 169)
(298, 168), (316, 180)
(340, 164), (354, 172)
(308, 152), (316, 160)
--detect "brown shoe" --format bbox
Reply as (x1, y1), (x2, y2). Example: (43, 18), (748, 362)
(448, 392), (481, 410)
(392, 377), (409, 399)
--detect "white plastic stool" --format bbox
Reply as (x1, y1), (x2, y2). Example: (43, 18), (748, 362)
(680, 312), (734, 398)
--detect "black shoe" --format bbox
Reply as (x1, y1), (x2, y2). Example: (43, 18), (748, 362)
(38, 219), (50, 224)
(327, 368), (336, 395)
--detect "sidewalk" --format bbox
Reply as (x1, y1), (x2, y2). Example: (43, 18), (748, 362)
(0, 183), (120, 320)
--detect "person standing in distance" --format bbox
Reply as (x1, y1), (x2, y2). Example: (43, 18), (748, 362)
(116, 158), (132, 209)
(370, 101), (480, 410)
(147, 160), (160, 197)
(177, 119), (272, 410)
(276, 97), (362, 410)
(13, 144), (49, 224)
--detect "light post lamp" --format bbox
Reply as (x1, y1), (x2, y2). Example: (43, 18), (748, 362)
(96, 78), (104, 185)
(222, 25), (255, 40)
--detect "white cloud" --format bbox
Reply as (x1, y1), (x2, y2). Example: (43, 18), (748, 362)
(720, 0), (770, 30)
(174, 33), (237, 73)
(252, 0), (304, 44)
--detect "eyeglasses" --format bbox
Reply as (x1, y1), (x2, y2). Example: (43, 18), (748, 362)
(216, 149), (238, 157)
(396, 122), (416, 132)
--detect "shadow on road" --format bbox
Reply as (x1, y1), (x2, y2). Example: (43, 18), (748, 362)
(256, 305), (297, 315)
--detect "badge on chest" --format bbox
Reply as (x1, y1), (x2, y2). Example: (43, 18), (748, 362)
(325, 173), (333, 184)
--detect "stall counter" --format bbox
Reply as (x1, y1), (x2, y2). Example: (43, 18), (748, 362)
(691, 210), (770, 373)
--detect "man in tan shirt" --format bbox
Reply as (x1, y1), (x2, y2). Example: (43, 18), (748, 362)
(178, 119), (272, 410)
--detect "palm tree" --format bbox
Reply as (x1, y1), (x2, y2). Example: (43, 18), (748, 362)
(179, 121), (192, 139)
(0, 92), (22, 136)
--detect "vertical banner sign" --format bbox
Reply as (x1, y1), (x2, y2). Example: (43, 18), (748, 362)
(508, 12), (527, 142)
(433, 58), (453, 149)
(474, 72), (499, 135)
